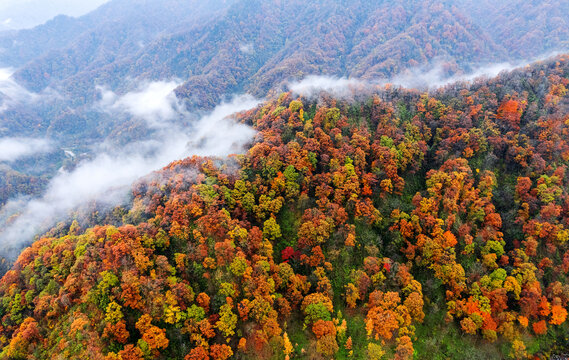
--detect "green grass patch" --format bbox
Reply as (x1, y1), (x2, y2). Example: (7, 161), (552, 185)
(413, 306), (503, 359)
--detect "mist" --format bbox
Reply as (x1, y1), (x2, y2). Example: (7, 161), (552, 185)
(288, 76), (369, 99)
(97, 81), (184, 128)
(239, 43), (254, 55)
(287, 52), (568, 99)
(0, 68), (37, 112)
(0, 81), (259, 257)
(388, 52), (566, 89)
(0, 68), (62, 113)
(0, 137), (52, 162)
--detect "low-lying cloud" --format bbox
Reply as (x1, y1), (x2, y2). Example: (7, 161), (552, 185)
(97, 81), (184, 127)
(0, 67), (62, 113)
(288, 52), (568, 98)
(239, 43), (254, 55)
(388, 61), (520, 89)
(0, 68), (38, 112)
(388, 52), (568, 89)
(288, 75), (369, 99)
(0, 137), (52, 162)
(0, 81), (259, 257)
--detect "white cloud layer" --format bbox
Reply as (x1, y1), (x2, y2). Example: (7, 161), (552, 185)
(288, 52), (568, 98)
(387, 52), (567, 89)
(288, 75), (368, 99)
(388, 61), (520, 89)
(239, 43), (254, 54)
(0, 137), (52, 162)
(97, 81), (184, 127)
(0, 82), (259, 256)
(0, 68), (62, 113)
(0, 68), (38, 112)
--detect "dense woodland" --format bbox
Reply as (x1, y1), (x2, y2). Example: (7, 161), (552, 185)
(0, 56), (569, 359)
(2, 0), (569, 208)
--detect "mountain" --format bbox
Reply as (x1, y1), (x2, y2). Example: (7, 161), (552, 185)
(2, 0), (567, 151)
(0, 0), (508, 159)
(3, 1), (569, 358)
(0, 0), (235, 69)
(1, 55), (569, 359)
(0, 0), (568, 270)
(4, 0), (569, 113)
(6, 0), (236, 88)
(12, 0), (505, 108)
(0, 0), (568, 239)
(0, 0), (238, 208)
(0, 0), (238, 142)
(9, 0), (569, 114)
(455, 0), (569, 58)
(0, 15), (90, 67)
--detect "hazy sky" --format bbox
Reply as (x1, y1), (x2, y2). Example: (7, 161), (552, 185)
(0, 0), (109, 30)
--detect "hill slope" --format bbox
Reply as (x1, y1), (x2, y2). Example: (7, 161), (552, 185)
(0, 0), (514, 210)
(455, 0), (569, 58)
(1, 56), (569, 359)
(12, 0), (504, 108)
(0, 0), (235, 69)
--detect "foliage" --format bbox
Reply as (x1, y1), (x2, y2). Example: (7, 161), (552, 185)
(2, 57), (569, 359)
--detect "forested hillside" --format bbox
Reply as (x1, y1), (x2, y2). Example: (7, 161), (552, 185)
(1, 56), (568, 359)
(6, 0), (569, 112)
(455, 0), (569, 58)
(0, 0), (236, 69)
(8, 0), (505, 108)
(2, 0), (569, 212)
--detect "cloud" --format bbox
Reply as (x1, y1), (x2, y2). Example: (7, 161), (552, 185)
(97, 81), (184, 127)
(239, 43), (254, 54)
(389, 51), (568, 90)
(387, 63), (456, 89)
(185, 95), (259, 156)
(0, 82), (259, 257)
(0, 68), (62, 113)
(288, 52), (569, 99)
(288, 75), (369, 99)
(286, 65), (521, 99)
(0, 137), (53, 162)
(386, 61), (512, 89)
(0, 68), (38, 111)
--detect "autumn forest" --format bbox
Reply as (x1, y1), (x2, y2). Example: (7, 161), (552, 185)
(2, 0), (569, 359)
(1, 54), (569, 359)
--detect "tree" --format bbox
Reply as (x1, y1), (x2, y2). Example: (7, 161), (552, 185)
(136, 314), (169, 353)
(283, 331), (293, 359)
(216, 302), (238, 338)
(185, 347), (209, 360)
(345, 283), (360, 308)
(119, 345), (145, 360)
(367, 342), (385, 360)
(532, 320), (547, 335)
(263, 216), (282, 241)
(302, 293), (333, 325)
(550, 305), (567, 325)
(210, 344), (233, 360)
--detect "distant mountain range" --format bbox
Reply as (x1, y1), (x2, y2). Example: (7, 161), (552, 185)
(456, 0), (569, 58)
(0, 0), (568, 205)
(2, 0), (567, 126)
